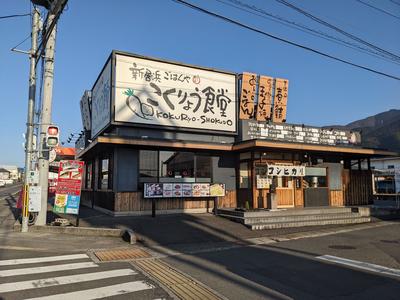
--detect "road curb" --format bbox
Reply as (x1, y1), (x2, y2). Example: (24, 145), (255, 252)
(13, 220), (123, 237)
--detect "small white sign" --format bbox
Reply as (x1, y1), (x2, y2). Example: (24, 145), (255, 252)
(266, 165), (305, 177)
(27, 171), (39, 185)
(28, 186), (41, 212)
(49, 149), (57, 163)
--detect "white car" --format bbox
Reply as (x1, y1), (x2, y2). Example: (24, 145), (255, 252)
(4, 179), (13, 185)
(0, 180), (5, 187)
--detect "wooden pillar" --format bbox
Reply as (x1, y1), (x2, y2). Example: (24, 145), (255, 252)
(358, 159), (362, 171)
(367, 158), (371, 170)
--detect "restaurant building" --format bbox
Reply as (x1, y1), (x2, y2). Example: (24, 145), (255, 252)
(76, 50), (396, 216)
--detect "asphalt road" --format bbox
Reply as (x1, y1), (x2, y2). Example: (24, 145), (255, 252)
(162, 222), (400, 300)
(0, 183), (22, 200)
(0, 184), (172, 300)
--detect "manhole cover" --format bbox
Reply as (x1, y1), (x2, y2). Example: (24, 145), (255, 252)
(380, 240), (399, 244)
(328, 245), (356, 250)
(94, 248), (151, 261)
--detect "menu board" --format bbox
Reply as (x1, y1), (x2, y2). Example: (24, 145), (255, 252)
(241, 120), (361, 146)
(53, 160), (84, 215)
(144, 183), (222, 198)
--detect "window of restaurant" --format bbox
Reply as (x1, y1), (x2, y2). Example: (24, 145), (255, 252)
(98, 155), (112, 190)
(139, 150), (158, 183)
(85, 161), (93, 189)
(139, 150), (213, 185)
(239, 162), (250, 188)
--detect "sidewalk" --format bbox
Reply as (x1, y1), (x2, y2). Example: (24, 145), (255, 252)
(55, 205), (388, 250)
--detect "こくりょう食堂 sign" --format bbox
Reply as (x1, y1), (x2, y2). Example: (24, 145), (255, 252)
(114, 54), (237, 133)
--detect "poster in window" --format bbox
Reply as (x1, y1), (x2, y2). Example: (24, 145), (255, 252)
(199, 183), (210, 197)
(162, 183), (173, 197)
(192, 183), (202, 197)
(182, 184), (192, 197)
(209, 183), (225, 197)
(172, 183), (183, 197)
(144, 183), (163, 198)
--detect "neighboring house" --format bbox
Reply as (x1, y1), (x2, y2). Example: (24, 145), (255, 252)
(0, 165), (20, 181)
(362, 156), (400, 194)
(0, 168), (11, 180)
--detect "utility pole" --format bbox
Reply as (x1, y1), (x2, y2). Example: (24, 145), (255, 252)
(22, 7), (40, 233)
(36, 14), (57, 226)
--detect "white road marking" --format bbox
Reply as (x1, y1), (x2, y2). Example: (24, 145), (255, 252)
(0, 262), (98, 277)
(0, 254), (88, 266)
(317, 255), (400, 278)
(24, 281), (154, 300)
(0, 269), (137, 293)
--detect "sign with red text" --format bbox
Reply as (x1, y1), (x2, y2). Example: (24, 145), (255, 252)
(53, 160), (84, 215)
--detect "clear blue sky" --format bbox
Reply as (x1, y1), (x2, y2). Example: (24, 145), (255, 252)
(1, 0), (399, 166)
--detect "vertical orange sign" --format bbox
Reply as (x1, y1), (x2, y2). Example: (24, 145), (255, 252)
(256, 76), (273, 121)
(239, 72), (257, 119)
(272, 78), (289, 123)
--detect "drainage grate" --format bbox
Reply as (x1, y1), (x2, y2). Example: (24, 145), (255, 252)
(328, 245), (356, 250)
(94, 248), (151, 261)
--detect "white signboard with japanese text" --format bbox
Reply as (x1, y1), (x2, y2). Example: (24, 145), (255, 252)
(28, 186), (41, 212)
(91, 60), (111, 137)
(114, 54), (237, 132)
(266, 165), (305, 177)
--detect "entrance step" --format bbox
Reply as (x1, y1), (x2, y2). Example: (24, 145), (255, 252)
(217, 207), (371, 230)
(248, 217), (371, 230)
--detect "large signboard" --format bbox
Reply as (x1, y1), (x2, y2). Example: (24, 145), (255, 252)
(91, 60), (111, 138)
(80, 90), (91, 131)
(239, 72), (256, 120)
(53, 160), (84, 215)
(241, 120), (361, 146)
(114, 54), (237, 133)
(272, 78), (289, 123)
(256, 76), (273, 121)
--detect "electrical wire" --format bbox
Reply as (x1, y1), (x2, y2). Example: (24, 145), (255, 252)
(0, 13), (30, 19)
(217, 0), (400, 65)
(390, 0), (400, 7)
(355, 0), (400, 20)
(274, 0), (400, 62)
(172, 0), (400, 81)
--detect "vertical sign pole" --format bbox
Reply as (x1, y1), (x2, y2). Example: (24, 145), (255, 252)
(22, 8), (40, 232)
(37, 16), (57, 226)
(151, 198), (156, 218)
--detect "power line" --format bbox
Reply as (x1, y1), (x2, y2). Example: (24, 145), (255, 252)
(172, 0), (400, 81)
(274, 0), (400, 62)
(356, 0), (400, 20)
(0, 13), (30, 19)
(217, 0), (400, 65)
(390, 0), (400, 7)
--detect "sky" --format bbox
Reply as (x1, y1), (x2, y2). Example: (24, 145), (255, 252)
(1, 0), (399, 166)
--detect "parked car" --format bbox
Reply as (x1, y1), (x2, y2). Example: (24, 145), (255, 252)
(4, 179), (14, 185)
(0, 180), (5, 187)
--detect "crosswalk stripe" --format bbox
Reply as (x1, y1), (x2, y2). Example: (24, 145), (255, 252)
(0, 269), (137, 294)
(0, 254), (88, 266)
(0, 262), (98, 277)
(24, 281), (155, 300)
